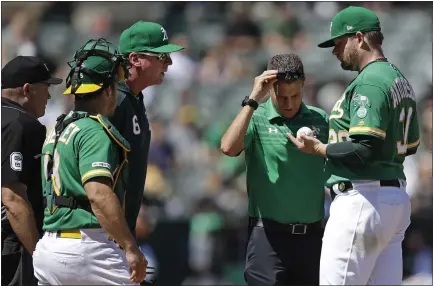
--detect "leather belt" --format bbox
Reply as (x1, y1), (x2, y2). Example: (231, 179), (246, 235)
(248, 217), (323, 235)
(330, 179), (401, 201)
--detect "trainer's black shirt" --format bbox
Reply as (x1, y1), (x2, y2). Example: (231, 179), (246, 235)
(1, 97), (46, 234)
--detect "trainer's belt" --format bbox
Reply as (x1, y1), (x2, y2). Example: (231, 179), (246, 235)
(330, 179), (401, 201)
(249, 217), (323, 235)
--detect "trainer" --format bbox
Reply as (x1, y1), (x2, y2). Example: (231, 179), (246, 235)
(220, 54), (329, 285)
(110, 21), (184, 236)
(1, 56), (62, 286)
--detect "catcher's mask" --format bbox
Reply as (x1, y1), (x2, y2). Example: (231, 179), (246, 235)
(63, 38), (129, 95)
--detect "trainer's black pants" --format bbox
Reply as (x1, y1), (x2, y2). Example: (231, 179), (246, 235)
(244, 218), (324, 286)
(1, 230), (37, 286)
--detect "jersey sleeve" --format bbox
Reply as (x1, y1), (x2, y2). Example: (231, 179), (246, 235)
(76, 128), (118, 184)
(406, 106), (420, 152)
(348, 84), (390, 140)
(2, 120), (27, 185)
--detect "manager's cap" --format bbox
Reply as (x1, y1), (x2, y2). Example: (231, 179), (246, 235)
(318, 6), (381, 48)
(1, 56), (63, 89)
(119, 21), (184, 54)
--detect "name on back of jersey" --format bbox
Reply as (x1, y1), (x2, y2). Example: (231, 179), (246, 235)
(390, 77), (416, 108)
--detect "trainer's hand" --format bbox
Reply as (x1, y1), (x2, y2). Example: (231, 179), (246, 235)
(249, 70), (278, 103)
(287, 133), (328, 157)
(125, 247), (148, 283)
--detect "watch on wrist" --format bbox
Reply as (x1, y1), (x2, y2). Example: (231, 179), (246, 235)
(241, 96), (258, 110)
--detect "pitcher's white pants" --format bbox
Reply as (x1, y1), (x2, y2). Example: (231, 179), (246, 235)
(320, 180), (411, 285)
(33, 228), (138, 285)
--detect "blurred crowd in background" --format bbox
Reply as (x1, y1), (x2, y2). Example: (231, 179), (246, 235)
(2, 2), (431, 285)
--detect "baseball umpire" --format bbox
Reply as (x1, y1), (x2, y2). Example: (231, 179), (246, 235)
(32, 39), (147, 285)
(288, 6), (420, 285)
(221, 54), (329, 285)
(1, 56), (62, 286)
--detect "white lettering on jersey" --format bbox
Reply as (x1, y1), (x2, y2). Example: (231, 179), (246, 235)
(10, 152), (23, 171)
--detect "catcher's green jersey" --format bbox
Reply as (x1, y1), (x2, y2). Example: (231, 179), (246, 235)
(41, 111), (130, 231)
(325, 61), (420, 186)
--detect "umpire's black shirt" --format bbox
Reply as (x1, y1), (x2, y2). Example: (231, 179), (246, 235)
(1, 97), (46, 234)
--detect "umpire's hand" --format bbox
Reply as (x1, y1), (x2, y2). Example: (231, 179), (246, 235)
(125, 246), (148, 283)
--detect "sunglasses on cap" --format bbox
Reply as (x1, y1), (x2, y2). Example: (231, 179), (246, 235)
(137, 52), (171, 62)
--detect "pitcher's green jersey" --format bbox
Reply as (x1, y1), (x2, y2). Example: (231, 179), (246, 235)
(41, 111), (130, 231)
(325, 61), (420, 186)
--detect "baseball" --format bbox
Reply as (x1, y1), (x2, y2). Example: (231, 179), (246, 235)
(296, 127), (313, 140)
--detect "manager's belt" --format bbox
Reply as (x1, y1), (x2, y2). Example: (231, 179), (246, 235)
(248, 217), (323, 235)
(330, 179), (401, 201)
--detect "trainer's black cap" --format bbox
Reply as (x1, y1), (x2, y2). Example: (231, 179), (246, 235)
(1, 56), (63, 89)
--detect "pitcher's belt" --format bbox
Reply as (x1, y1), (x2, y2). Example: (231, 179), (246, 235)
(330, 179), (401, 201)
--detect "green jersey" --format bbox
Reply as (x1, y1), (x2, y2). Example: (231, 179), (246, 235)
(245, 99), (329, 223)
(41, 111), (130, 231)
(325, 61), (420, 186)
(109, 81), (151, 234)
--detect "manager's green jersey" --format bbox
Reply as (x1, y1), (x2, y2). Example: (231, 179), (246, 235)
(245, 99), (329, 224)
(326, 61), (420, 187)
(109, 81), (151, 233)
(41, 111), (130, 231)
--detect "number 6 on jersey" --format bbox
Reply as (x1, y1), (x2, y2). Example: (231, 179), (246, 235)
(132, 115), (141, 135)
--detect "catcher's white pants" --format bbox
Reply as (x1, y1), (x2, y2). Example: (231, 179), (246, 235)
(33, 228), (138, 285)
(320, 180), (411, 285)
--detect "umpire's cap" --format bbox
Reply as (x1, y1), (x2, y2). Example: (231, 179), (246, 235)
(63, 38), (128, 95)
(1, 56), (63, 89)
(318, 6), (381, 48)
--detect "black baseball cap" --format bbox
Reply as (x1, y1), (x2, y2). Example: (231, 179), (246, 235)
(1, 56), (63, 89)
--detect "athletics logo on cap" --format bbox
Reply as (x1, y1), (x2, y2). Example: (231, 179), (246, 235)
(161, 27), (168, 41)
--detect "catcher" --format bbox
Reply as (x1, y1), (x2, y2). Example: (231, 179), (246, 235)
(32, 39), (147, 285)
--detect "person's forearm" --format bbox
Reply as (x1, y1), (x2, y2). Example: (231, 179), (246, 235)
(2, 186), (39, 254)
(326, 137), (383, 166)
(220, 106), (254, 156)
(89, 189), (138, 251)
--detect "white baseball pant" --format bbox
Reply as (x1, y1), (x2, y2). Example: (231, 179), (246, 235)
(33, 228), (138, 285)
(320, 180), (411, 285)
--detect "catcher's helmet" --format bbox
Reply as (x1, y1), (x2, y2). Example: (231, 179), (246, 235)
(63, 38), (128, 95)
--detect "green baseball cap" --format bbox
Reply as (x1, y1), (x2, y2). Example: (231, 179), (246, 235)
(119, 21), (184, 54)
(318, 6), (381, 48)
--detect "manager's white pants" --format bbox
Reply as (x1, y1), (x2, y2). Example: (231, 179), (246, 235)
(33, 228), (138, 285)
(320, 180), (411, 285)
